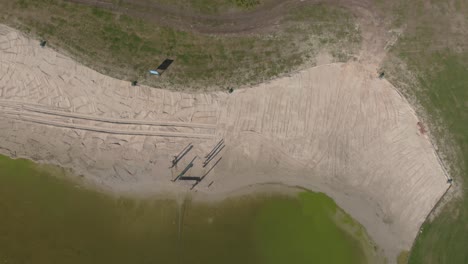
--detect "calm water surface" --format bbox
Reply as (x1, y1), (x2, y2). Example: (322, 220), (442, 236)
(0, 155), (380, 264)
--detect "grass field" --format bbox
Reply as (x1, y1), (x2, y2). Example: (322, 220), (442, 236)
(380, 1), (468, 263)
(0, 0), (360, 91)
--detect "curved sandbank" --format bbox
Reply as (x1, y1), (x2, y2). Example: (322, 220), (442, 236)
(0, 24), (449, 263)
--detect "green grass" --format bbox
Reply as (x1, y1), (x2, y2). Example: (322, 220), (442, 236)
(403, 54), (468, 264)
(0, 0), (360, 91)
(397, 251), (409, 264)
(0, 154), (381, 263)
(380, 0), (468, 263)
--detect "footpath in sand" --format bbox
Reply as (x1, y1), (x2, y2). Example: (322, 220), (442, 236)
(0, 24), (449, 263)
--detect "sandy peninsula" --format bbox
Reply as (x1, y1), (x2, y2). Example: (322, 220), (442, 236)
(0, 24), (449, 263)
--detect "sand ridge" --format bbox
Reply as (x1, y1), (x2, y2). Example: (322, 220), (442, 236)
(0, 24), (448, 263)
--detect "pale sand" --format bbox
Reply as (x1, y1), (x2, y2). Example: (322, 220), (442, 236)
(0, 24), (449, 263)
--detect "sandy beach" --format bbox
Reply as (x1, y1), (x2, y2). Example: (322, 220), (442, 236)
(0, 24), (449, 263)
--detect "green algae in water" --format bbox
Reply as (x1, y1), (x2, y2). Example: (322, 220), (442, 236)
(0, 154), (379, 263)
(0, 155), (179, 264)
(254, 192), (370, 264)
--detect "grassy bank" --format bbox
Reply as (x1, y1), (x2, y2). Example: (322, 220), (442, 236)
(380, 0), (468, 263)
(0, 0), (360, 91)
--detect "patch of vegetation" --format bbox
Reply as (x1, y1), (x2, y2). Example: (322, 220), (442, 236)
(397, 251), (409, 264)
(231, 0), (260, 9)
(380, 0), (468, 263)
(0, 0), (360, 91)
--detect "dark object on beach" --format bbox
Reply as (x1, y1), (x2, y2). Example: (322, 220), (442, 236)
(149, 59), (174, 76)
(131, 81), (138, 86)
(447, 178), (453, 184)
(228, 87), (234, 94)
(172, 156), (196, 182)
(170, 144), (193, 169)
(40, 40), (47, 47)
(157, 59), (174, 71)
(379, 71), (385, 79)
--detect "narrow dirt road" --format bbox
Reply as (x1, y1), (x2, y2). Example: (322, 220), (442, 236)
(66, 0), (379, 34)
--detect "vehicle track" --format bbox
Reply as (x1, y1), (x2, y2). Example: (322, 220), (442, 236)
(0, 101), (215, 139)
(21, 105), (216, 129)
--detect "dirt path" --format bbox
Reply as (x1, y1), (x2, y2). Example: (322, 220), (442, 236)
(66, 0), (380, 35)
(67, 0), (301, 34)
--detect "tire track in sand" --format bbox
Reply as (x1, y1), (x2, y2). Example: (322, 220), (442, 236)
(0, 101), (215, 139)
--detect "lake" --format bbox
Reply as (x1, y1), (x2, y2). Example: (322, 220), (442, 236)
(0, 154), (382, 264)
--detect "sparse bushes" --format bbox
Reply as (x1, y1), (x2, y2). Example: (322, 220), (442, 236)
(232, 0), (260, 9)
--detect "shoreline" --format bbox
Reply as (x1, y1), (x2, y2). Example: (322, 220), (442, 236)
(0, 152), (383, 263)
(0, 24), (450, 264)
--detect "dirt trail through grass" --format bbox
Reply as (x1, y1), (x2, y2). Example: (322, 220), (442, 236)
(67, 0), (296, 34)
(66, 0), (378, 35)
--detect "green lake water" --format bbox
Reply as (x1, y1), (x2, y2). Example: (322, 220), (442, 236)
(0, 154), (380, 264)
